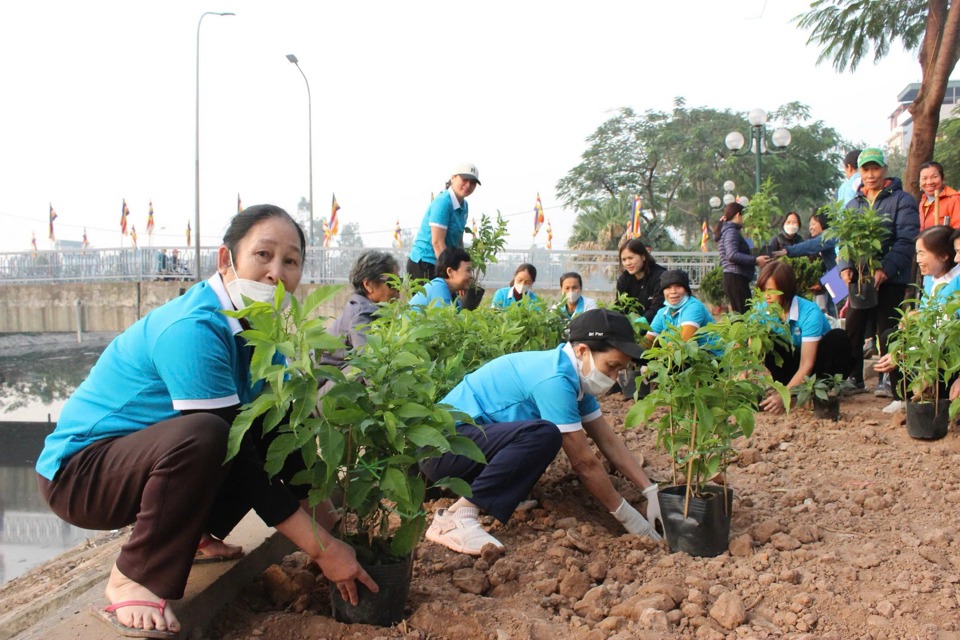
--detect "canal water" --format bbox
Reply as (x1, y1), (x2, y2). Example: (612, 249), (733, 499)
(0, 336), (109, 584)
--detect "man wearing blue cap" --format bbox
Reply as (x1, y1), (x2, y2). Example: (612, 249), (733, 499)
(421, 309), (662, 555)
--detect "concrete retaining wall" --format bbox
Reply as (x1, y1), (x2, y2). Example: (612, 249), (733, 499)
(0, 283), (615, 333)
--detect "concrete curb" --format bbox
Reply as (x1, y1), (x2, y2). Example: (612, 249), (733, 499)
(8, 513), (294, 639)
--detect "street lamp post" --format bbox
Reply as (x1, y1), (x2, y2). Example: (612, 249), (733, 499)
(724, 108), (792, 194)
(195, 11), (235, 283)
(286, 54), (314, 247)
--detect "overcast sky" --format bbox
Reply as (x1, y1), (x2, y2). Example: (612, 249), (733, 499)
(0, 0), (929, 254)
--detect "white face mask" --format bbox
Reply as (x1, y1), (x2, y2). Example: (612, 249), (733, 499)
(566, 290), (581, 304)
(513, 282), (527, 296)
(225, 252), (289, 310)
(784, 224), (800, 236)
(578, 349), (617, 396)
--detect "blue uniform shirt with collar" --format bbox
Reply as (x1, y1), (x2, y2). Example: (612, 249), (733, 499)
(648, 295), (717, 348)
(441, 343), (602, 433)
(922, 264), (960, 309)
(409, 277), (461, 310)
(409, 189), (468, 265)
(491, 287), (540, 309)
(36, 274), (269, 481)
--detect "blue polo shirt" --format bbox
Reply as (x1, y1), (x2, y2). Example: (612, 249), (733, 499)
(37, 274), (266, 480)
(921, 264), (960, 309)
(555, 295), (597, 319)
(409, 277), (460, 310)
(409, 189), (469, 265)
(648, 295), (717, 350)
(491, 287), (540, 309)
(441, 344), (602, 433)
(753, 296), (831, 348)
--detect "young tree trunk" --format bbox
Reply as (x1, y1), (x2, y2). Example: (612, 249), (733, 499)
(905, 0), (960, 200)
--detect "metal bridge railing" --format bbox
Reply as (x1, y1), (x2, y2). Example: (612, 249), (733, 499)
(0, 247), (720, 290)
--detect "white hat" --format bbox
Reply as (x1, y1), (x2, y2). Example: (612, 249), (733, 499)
(452, 162), (481, 185)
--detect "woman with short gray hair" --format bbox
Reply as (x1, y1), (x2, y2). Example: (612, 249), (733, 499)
(322, 250), (400, 368)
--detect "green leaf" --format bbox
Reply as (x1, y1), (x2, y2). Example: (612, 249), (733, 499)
(431, 476), (474, 498)
(390, 516), (426, 557)
(380, 467), (410, 504)
(265, 432), (298, 478)
(406, 424), (450, 449)
(396, 403), (433, 419)
(445, 435), (487, 463)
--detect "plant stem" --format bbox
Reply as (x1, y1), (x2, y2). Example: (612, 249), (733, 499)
(684, 385), (700, 519)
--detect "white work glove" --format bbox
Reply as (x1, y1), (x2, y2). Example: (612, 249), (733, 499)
(643, 483), (662, 535)
(611, 498), (662, 541)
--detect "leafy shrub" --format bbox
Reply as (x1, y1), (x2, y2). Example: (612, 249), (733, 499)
(699, 264), (726, 307)
(781, 256), (825, 301)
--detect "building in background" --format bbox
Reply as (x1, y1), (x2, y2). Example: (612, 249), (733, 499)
(888, 80), (960, 153)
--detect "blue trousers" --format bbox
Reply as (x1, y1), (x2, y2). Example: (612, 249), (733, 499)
(421, 419), (562, 523)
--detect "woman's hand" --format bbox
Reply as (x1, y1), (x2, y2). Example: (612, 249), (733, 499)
(874, 269), (888, 288)
(760, 389), (785, 414)
(874, 353), (895, 373)
(771, 250), (787, 259)
(756, 255), (771, 268)
(950, 378), (960, 402)
(840, 268), (853, 284)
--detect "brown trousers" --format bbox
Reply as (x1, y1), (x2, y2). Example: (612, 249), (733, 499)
(38, 414), (232, 599)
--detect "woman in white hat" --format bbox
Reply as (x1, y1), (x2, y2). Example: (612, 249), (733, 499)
(407, 163), (480, 280)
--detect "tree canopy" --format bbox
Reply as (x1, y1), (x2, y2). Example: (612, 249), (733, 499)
(558, 100), (845, 248)
(795, 0), (960, 198)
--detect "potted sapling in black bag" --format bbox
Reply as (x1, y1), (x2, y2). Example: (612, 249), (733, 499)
(821, 201), (890, 309)
(792, 373), (844, 421)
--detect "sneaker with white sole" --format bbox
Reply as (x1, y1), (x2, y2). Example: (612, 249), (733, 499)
(882, 400), (906, 414)
(425, 507), (504, 556)
(874, 376), (894, 398)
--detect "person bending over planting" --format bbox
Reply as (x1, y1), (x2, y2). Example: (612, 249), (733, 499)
(421, 309), (661, 555)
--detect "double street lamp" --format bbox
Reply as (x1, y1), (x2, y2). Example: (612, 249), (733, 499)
(195, 11), (235, 282)
(286, 54), (314, 247)
(724, 109), (791, 194)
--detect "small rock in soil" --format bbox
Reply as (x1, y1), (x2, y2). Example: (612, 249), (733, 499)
(771, 532), (802, 551)
(729, 533), (754, 557)
(452, 567), (490, 595)
(558, 567), (592, 599)
(709, 591), (747, 630)
(754, 518), (782, 543)
(261, 565), (299, 607)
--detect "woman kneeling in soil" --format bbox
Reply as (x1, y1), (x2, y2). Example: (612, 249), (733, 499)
(36, 206), (375, 638)
(420, 309), (661, 555)
(874, 226), (960, 413)
(755, 261), (853, 414)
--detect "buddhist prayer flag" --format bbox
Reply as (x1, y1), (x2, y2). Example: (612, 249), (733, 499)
(324, 195), (340, 247)
(121, 199), (129, 235)
(82, 228), (89, 253)
(186, 221), (191, 247)
(630, 195), (642, 238)
(48, 203), (57, 241)
(394, 219), (402, 248)
(31, 232), (38, 256)
(130, 225), (138, 248)
(237, 193), (243, 213)
(533, 193), (545, 237)
(147, 200), (155, 235)
(700, 219), (709, 252)
(546, 219), (553, 250)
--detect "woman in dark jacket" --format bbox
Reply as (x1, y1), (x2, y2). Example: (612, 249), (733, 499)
(766, 211), (804, 254)
(714, 202), (769, 313)
(616, 238), (666, 324)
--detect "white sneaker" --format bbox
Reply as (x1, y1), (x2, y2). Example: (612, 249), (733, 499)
(425, 507), (504, 556)
(882, 400), (906, 414)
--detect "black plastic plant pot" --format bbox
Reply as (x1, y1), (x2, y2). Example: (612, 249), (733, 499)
(813, 396), (841, 421)
(461, 285), (485, 311)
(848, 280), (878, 309)
(329, 553), (413, 626)
(658, 484), (733, 558)
(905, 400), (950, 440)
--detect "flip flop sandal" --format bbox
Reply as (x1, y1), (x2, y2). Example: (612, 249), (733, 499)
(89, 599), (178, 639)
(193, 537), (244, 564)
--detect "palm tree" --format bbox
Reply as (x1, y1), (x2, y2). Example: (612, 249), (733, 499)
(569, 192), (679, 251)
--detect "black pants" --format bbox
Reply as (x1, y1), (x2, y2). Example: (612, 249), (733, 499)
(723, 272), (752, 314)
(420, 420), (562, 523)
(765, 329), (853, 387)
(845, 283), (907, 383)
(406, 258), (436, 280)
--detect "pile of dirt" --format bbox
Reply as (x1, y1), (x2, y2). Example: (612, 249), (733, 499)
(207, 389), (960, 640)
